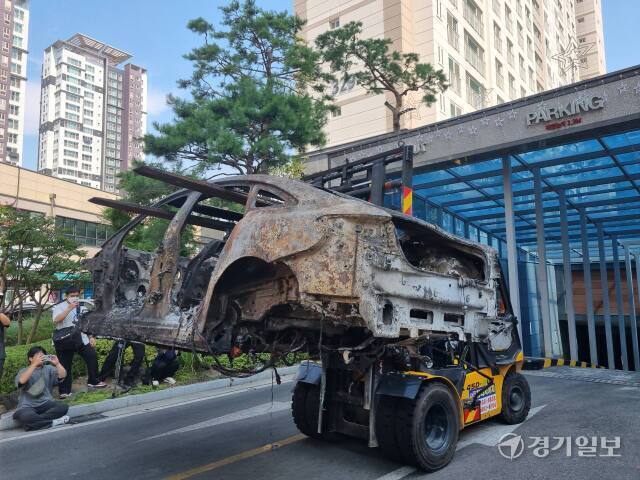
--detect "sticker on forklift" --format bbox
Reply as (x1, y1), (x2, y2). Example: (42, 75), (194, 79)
(480, 393), (497, 414)
(464, 407), (481, 423)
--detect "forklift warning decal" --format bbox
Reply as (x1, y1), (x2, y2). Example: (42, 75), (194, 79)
(480, 393), (498, 414)
(469, 384), (498, 415)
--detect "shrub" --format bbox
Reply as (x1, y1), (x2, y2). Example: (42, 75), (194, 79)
(0, 339), (159, 395)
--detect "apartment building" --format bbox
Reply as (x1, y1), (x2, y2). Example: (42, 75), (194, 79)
(38, 34), (147, 192)
(0, 0), (28, 166)
(574, 0), (605, 80)
(295, 0), (607, 147)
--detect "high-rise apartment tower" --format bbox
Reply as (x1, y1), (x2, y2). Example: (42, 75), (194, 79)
(38, 34), (147, 191)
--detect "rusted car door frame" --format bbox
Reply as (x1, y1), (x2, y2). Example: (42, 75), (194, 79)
(91, 189), (199, 313)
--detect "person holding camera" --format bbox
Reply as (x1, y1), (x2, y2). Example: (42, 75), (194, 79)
(13, 346), (70, 431)
(52, 287), (106, 398)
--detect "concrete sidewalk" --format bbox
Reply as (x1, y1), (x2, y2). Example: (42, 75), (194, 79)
(0, 365), (298, 432)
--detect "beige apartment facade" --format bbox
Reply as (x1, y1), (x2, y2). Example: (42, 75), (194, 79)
(1, 162), (219, 257)
(296, 0), (607, 147)
(574, 0), (605, 80)
(0, 162), (117, 256)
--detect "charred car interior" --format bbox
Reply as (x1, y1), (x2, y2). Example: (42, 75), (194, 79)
(81, 152), (530, 471)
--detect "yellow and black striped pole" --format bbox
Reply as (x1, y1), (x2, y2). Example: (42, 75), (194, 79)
(523, 357), (606, 370)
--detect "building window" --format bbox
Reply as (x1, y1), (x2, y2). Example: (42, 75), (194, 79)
(450, 100), (462, 117)
(465, 32), (484, 75)
(447, 12), (459, 50)
(448, 56), (461, 94)
(493, 22), (501, 52)
(463, 0), (484, 37)
(55, 217), (111, 247)
(466, 73), (484, 108)
(495, 58), (504, 89)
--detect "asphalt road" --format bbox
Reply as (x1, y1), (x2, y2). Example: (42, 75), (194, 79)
(1, 367), (639, 480)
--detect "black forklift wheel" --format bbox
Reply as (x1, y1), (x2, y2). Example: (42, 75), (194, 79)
(292, 382), (323, 438)
(379, 382), (459, 472)
(499, 371), (531, 425)
(292, 381), (338, 440)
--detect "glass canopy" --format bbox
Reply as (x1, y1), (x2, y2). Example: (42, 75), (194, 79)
(400, 127), (640, 263)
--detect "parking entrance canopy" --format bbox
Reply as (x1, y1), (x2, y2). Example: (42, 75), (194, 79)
(306, 66), (640, 367)
(412, 129), (640, 262)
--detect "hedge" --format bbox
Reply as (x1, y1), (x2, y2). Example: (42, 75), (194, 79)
(1, 340), (308, 396)
(0, 339), (158, 396)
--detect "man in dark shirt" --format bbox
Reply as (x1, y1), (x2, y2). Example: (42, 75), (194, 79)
(13, 346), (70, 431)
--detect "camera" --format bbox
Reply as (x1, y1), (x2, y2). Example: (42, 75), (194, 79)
(42, 355), (55, 363)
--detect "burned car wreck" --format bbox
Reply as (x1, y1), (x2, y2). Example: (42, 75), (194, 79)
(82, 166), (528, 471)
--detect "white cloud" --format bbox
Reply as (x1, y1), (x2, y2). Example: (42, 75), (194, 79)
(146, 87), (171, 117)
(24, 79), (41, 136)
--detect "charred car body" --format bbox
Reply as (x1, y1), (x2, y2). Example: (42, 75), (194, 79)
(82, 166), (530, 471)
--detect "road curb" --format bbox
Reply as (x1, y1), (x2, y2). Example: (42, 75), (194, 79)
(0, 365), (298, 431)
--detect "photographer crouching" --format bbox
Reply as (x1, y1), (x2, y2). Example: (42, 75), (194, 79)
(13, 346), (70, 431)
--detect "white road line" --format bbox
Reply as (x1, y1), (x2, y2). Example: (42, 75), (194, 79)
(0, 378), (294, 445)
(371, 405), (546, 480)
(138, 401), (292, 442)
(373, 466), (417, 480)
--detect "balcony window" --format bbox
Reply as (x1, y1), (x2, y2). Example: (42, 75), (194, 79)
(463, 0), (484, 37)
(465, 32), (484, 76)
(492, 0), (500, 17)
(447, 12), (459, 50)
(466, 73), (485, 109)
(505, 6), (513, 33)
(508, 74), (516, 98)
(448, 56), (461, 94)
(495, 59), (504, 89)
(493, 22), (502, 52)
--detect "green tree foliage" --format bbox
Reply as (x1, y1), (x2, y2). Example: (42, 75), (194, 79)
(144, 0), (334, 175)
(315, 21), (448, 131)
(0, 206), (87, 344)
(102, 160), (197, 256)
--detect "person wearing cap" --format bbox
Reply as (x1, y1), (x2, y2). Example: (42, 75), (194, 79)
(52, 286), (106, 398)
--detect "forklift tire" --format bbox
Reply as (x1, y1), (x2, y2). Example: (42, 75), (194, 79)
(292, 382), (335, 440)
(393, 382), (459, 472)
(499, 372), (531, 425)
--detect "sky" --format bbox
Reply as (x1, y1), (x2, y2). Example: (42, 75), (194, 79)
(21, 0), (640, 171)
